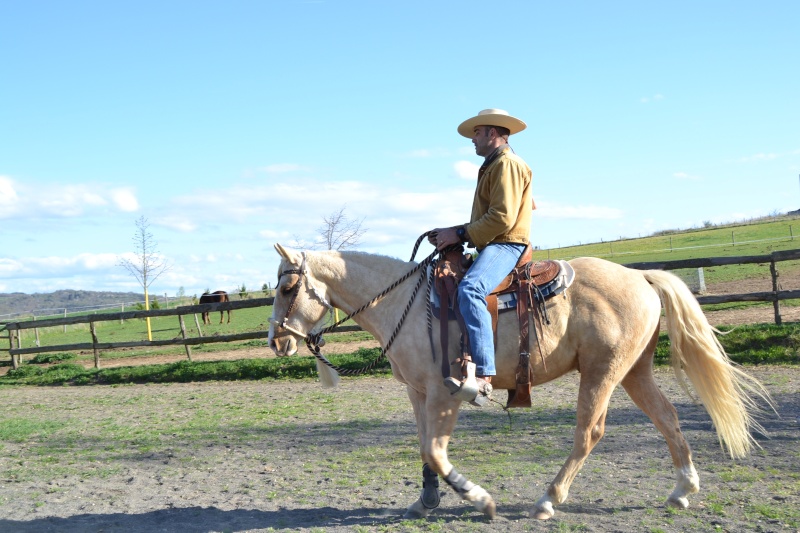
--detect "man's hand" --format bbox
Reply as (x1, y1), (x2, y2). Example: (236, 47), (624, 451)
(428, 227), (461, 251)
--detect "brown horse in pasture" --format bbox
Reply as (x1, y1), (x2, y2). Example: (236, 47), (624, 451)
(199, 290), (231, 325)
(268, 244), (772, 522)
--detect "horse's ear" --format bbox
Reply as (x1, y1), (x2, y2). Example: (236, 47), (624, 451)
(274, 243), (302, 265)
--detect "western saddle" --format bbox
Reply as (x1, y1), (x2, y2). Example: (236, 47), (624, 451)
(432, 244), (562, 408)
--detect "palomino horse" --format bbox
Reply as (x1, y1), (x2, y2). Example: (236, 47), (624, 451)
(199, 290), (231, 325)
(268, 244), (770, 521)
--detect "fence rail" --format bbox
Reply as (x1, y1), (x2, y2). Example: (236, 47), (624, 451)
(3, 250), (800, 370)
(624, 248), (800, 324)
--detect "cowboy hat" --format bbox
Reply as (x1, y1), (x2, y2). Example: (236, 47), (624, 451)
(457, 108), (527, 138)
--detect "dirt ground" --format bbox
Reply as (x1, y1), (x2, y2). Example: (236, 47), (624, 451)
(1, 275), (798, 532)
(0, 368), (797, 533)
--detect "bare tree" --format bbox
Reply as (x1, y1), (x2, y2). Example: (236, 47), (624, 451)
(317, 206), (367, 251)
(118, 216), (171, 340)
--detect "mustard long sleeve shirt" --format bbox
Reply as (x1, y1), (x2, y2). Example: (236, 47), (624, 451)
(465, 147), (533, 250)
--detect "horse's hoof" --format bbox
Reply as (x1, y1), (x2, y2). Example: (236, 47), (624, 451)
(483, 499), (497, 519)
(402, 509), (425, 520)
(667, 495), (689, 509)
(533, 499), (555, 520)
(402, 500), (431, 520)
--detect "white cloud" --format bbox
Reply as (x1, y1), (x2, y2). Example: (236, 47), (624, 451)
(0, 176), (19, 218)
(453, 160), (479, 180)
(111, 188), (139, 212)
(0, 257), (23, 274)
(0, 253), (124, 280)
(0, 177), (141, 219)
(156, 216), (197, 232)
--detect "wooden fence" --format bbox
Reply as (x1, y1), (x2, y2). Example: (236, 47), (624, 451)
(2, 250), (800, 370)
(624, 248), (800, 324)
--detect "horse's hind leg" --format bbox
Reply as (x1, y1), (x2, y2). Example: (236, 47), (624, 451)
(621, 356), (699, 509)
(533, 375), (616, 520)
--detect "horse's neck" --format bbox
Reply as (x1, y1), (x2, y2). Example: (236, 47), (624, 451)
(309, 251), (419, 341)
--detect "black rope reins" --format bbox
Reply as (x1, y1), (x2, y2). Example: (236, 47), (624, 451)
(304, 232), (458, 376)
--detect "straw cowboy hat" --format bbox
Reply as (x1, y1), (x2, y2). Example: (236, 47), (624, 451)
(457, 108), (527, 138)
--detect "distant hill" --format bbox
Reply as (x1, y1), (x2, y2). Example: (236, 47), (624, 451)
(0, 290), (145, 318)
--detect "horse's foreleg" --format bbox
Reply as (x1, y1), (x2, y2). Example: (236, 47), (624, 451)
(403, 386), (441, 519)
(621, 365), (699, 509)
(218, 310), (224, 324)
(403, 385), (496, 520)
(227, 310), (231, 324)
(534, 379), (615, 520)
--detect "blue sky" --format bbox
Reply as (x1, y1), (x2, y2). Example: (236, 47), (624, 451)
(2, 1), (798, 297)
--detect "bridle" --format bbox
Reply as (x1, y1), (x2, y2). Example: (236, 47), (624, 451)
(269, 234), (451, 376)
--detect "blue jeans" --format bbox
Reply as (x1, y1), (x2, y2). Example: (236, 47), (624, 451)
(457, 243), (527, 376)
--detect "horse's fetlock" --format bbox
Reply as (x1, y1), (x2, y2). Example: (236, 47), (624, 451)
(549, 484), (569, 505)
(444, 467), (475, 496)
(464, 485), (495, 518)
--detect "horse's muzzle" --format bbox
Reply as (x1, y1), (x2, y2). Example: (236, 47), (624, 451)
(269, 333), (298, 357)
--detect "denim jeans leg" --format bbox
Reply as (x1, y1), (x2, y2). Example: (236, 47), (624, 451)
(457, 243), (526, 376)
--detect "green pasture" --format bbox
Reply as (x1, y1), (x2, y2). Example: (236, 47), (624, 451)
(532, 215), (800, 284)
(8, 304), (273, 359)
(5, 304), (368, 368)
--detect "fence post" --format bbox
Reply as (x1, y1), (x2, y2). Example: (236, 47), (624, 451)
(120, 303), (125, 325)
(194, 314), (204, 337)
(63, 309), (67, 333)
(9, 328), (18, 369)
(33, 314), (40, 347)
(770, 258), (781, 325)
(731, 231), (735, 246)
(90, 320), (101, 369)
(178, 315), (193, 362)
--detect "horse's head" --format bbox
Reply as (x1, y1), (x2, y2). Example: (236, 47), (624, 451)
(268, 243), (333, 357)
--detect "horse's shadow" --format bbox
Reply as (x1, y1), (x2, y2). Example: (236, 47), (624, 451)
(0, 503), (520, 533)
(1, 506), (380, 533)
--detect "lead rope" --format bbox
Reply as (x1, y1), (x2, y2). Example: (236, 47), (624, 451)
(307, 232), (445, 376)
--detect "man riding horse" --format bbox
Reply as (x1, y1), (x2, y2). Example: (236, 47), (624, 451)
(428, 108), (533, 406)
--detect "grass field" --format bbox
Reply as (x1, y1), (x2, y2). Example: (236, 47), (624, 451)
(532, 215), (800, 284)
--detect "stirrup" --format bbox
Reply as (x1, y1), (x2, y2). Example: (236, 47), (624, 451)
(443, 362), (492, 406)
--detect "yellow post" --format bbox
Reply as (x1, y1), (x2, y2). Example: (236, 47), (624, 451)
(144, 287), (153, 341)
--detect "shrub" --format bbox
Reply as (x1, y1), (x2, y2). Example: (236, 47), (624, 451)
(30, 352), (76, 365)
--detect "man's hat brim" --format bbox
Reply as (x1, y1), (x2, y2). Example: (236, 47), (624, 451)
(457, 108), (526, 138)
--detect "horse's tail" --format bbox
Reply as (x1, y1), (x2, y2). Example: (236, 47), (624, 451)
(642, 269), (773, 459)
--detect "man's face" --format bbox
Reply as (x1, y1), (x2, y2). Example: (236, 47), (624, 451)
(472, 126), (493, 157)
